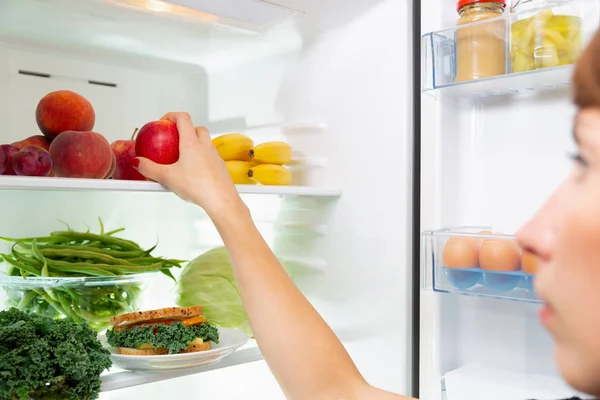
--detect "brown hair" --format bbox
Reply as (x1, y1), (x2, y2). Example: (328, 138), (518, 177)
(573, 29), (600, 108)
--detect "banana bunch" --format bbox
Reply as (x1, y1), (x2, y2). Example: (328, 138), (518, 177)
(212, 133), (293, 186)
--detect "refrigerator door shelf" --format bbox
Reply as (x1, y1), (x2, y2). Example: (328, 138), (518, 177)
(422, 227), (540, 303)
(421, 0), (600, 97)
(442, 364), (589, 400)
(0, 176), (342, 198)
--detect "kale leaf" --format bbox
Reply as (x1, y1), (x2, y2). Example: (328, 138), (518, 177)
(0, 308), (112, 400)
(106, 322), (219, 354)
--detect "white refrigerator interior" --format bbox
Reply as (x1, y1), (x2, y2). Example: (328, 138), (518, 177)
(419, 0), (598, 398)
(0, 1), (414, 399)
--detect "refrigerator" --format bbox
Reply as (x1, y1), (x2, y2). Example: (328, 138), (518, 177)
(0, 0), (595, 399)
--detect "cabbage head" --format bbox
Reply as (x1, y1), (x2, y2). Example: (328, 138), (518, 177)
(176, 246), (253, 337)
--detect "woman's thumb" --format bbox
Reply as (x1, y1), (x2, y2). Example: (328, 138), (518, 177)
(133, 157), (167, 182)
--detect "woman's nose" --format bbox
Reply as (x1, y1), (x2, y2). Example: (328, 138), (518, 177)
(516, 189), (561, 261)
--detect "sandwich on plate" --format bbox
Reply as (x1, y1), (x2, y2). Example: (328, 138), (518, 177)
(105, 306), (220, 355)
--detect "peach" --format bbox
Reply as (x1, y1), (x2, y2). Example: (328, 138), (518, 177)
(13, 146), (53, 177)
(104, 152), (116, 179)
(0, 149), (4, 175)
(36, 90), (95, 140)
(49, 131), (112, 179)
(12, 135), (51, 151)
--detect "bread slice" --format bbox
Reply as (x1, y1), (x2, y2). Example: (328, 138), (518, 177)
(117, 340), (212, 356)
(110, 306), (204, 327)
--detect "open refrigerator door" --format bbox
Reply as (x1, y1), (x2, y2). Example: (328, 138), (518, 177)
(419, 0), (599, 398)
(0, 1), (416, 399)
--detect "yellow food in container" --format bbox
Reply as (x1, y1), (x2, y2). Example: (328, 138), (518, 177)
(510, 9), (582, 72)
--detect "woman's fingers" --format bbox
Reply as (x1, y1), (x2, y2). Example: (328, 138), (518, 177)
(134, 156), (168, 183)
(161, 112), (199, 150)
(195, 126), (211, 143)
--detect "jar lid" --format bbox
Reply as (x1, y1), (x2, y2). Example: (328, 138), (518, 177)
(457, 0), (506, 12)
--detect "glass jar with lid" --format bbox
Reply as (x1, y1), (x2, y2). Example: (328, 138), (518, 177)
(455, 0), (508, 83)
(510, 0), (583, 72)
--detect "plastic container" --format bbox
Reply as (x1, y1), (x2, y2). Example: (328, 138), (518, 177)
(456, 0), (508, 82)
(421, 227), (540, 303)
(0, 273), (158, 332)
(510, 0), (583, 72)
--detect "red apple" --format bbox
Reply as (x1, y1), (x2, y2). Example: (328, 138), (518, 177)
(111, 128), (146, 181)
(135, 120), (179, 165)
(1, 145), (19, 175)
(13, 146), (53, 177)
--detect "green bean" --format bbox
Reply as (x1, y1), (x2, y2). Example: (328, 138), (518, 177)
(36, 245), (148, 258)
(37, 248), (136, 265)
(1, 254), (41, 276)
(1, 235), (74, 245)
(104, 228), (125, 236)
(46, 265), (116, 277)
(17, 290), (38, 309)
(50, 231), (141, 250)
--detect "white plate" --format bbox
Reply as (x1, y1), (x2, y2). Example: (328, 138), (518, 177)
(99, 328), (249, 372)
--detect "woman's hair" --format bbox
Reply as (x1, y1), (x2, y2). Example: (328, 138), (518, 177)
(573, 30), (600, 108)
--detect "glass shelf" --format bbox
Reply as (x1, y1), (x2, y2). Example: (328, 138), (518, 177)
(101, 346), (263, 392)
(0, 176), (342, 197)
(421, 0), (599, 99)
(421, 227), (541, 303)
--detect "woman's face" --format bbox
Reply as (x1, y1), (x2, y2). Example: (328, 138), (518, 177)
(517, 108), (600, 395)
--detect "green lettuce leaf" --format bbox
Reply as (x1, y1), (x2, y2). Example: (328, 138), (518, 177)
(176, 247), (253, 337)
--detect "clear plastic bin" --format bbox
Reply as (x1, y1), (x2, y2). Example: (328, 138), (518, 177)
(510, 1), (583, 72)
(421, 227), (540, 303)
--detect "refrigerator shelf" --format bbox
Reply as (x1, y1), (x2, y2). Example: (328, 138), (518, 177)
(421, 0), (599, 98)
(422, 65), (573, 99)
(421, 227), (541, 303)
(0, 176), (342, 197)
(100, 347), (263, 392)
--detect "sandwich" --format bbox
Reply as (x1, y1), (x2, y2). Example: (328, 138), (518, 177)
(105, 306), (219, 355)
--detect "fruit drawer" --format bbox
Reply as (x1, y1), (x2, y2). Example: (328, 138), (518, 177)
(421, 227), (540, 303)
(420, 0), (599, 96)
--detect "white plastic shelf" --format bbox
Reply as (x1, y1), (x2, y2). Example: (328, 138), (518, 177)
(422, 65), (573, 100)
(101, 347), (263, 392)
(0, 176), (342, 197)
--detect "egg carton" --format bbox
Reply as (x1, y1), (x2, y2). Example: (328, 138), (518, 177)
(421, 227), (541, 304)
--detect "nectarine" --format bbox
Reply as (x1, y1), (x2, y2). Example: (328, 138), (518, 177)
(12, 135), (51, 151)
(49, 130), (112, 179)
(36, 90), (95, 140)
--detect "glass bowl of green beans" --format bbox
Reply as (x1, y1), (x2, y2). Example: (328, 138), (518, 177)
(0, 273), (158, 332)
(0, 221), (185, 332)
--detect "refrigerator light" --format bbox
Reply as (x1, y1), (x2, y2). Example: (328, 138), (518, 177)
(108, 0), (301, 31)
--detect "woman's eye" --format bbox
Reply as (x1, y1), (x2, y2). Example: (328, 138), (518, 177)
(569, 152), (588, 167)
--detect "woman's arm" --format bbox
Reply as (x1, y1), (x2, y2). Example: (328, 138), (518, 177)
(135, 112), (411, 400)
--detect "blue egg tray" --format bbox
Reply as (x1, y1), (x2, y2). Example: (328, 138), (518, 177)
(422, 227), (541, 304)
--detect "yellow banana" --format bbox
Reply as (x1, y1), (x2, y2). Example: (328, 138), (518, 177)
(249, 141), (293, 165)
(249, 164), (292, 186)
(225, 161), (256, 185)
(212, 133), (253, 161)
